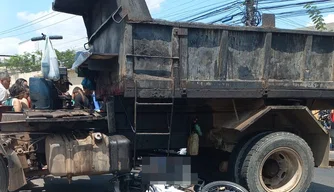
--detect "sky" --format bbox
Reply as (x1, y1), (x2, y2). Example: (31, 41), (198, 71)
(0, 0), (334, 56)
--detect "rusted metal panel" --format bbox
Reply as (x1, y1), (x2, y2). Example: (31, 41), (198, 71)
(120, 21), (334, 98)
(45, 133), (130, 176)
(53, 1), (334, 99)
(268, 33), (306, 80)
(187, 28), (222, 81)
(46, 133), (111, 177)
(7, 149), (27, 192)
(227, 31), (265, 80)
(307, 36), (334, 81)
(179, 28), (188, 82)
(262, 14), (276, 28)
(219, 30), (229, 80)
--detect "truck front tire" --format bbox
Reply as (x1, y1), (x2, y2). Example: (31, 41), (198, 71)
(240, 132), (314, 192)
(0, 156), (8, 192)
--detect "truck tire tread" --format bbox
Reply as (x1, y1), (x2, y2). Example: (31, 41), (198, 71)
(241, 132), (314, 192)
(231, 131), (272, 185)
(0, 156), (8, 192)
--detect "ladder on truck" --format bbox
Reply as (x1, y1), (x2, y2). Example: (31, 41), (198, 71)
(133, 80), (175, 167)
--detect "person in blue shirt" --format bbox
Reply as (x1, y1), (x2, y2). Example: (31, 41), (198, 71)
(81, 77), (101, 112)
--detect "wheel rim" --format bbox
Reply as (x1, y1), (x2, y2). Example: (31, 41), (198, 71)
(205, 185), (246, 192)
(259, 147), (303, 192)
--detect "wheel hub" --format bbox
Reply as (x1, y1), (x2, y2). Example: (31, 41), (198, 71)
(262, 159), (279, 178)
(260, 147), (303, 192)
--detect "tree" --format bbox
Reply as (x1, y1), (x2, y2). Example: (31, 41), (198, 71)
(304, 3), (327, 31)
(2, 51), (41, 73)
(2, 49), (76, 73)
(55, 49), (76, 69)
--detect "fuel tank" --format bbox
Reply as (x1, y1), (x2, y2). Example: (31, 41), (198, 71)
(45, 133), (130, 177)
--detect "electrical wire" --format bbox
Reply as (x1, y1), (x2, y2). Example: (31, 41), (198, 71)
(186, 2), (240, 22)
(53, 37), (87, 47)
(164, 1), (227, 20)
(177, 1), (239, 22)
(262, 8), (306, 28)
(0, 12), (59, 35)
(154, 0), (202, 18)
(1, 16), (76, 39)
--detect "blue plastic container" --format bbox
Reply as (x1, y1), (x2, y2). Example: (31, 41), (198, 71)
(29, 77), (62, 110)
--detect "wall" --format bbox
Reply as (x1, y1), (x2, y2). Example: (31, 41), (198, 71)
(10, 70), (83, 94)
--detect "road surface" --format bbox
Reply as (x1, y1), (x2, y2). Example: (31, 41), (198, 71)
(15, 152), (334, 192)
(14, 167), (334, 192)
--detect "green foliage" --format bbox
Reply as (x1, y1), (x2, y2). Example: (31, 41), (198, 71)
(55, 49), (76, 69)
(1, 49), (76, 73)
(304, 3), (327, 31)
(1, 51), (41, 73)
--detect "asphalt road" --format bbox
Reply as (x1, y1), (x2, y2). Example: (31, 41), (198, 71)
(15, 152), (334, 192)
(13, 167), (334, 192)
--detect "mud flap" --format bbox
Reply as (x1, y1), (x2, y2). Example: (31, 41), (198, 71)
(7, 150), (26, 192)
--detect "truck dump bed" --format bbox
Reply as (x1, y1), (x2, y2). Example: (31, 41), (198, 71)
(54, 0), (334, 99)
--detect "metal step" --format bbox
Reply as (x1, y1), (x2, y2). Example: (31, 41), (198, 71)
(136, 132), (170, 135)
(136, 102), (173, 106)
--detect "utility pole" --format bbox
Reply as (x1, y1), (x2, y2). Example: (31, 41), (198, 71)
(245, 0), (256, 26)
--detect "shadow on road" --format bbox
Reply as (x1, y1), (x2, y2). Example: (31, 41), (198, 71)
(19, 176), (115, 192)
(308, 182), (334, 192)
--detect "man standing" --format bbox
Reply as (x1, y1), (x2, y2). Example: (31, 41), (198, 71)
(0, 71), (10, 103)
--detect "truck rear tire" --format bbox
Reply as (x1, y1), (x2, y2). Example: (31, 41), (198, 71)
(229, 132), (272, 184)
(241, 132), (314, 192)
(0, 156), (8, 192)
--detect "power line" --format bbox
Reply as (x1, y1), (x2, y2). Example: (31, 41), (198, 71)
(259, 0), (334, 11)
(56, 42), (86, 50)
(177, 1), (238, 21)
(262, 8), (306, 28)
(220, 0), (334, 27)
(53, 37), (87, 47)
(0, 16), (77, 39)
(210, 9), (243, 24)
(186, 2), (240, 22)
(0, 12), (60, 35)
(164, 1), (225, 20)
(154, 0), (203, 18)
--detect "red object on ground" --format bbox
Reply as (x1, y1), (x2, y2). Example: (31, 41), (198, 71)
(331, 110), (334, 122)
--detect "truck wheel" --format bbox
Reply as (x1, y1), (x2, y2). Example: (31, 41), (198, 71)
(0, 156), (9, 192)
(201, 181), (248, 192)
(241, 132), (314, 192)
(228, 132), (272, 184)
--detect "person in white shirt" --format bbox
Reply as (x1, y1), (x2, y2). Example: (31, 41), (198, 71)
(0, 71), (11, 104)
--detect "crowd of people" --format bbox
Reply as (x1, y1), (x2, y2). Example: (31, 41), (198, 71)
(0, 71), (101, 112)
(0, 71), (30, 112)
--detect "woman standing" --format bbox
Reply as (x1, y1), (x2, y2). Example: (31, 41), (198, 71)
(3, 84), (29, 112)
(15, 78), (31, 108)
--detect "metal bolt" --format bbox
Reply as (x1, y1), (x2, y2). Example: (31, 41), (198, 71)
(94, 133), (103, 142)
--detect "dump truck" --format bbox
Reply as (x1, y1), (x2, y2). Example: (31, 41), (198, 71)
(0, 0), (333, 191)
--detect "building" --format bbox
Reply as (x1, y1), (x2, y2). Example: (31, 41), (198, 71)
(0, 55), (12, 63)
